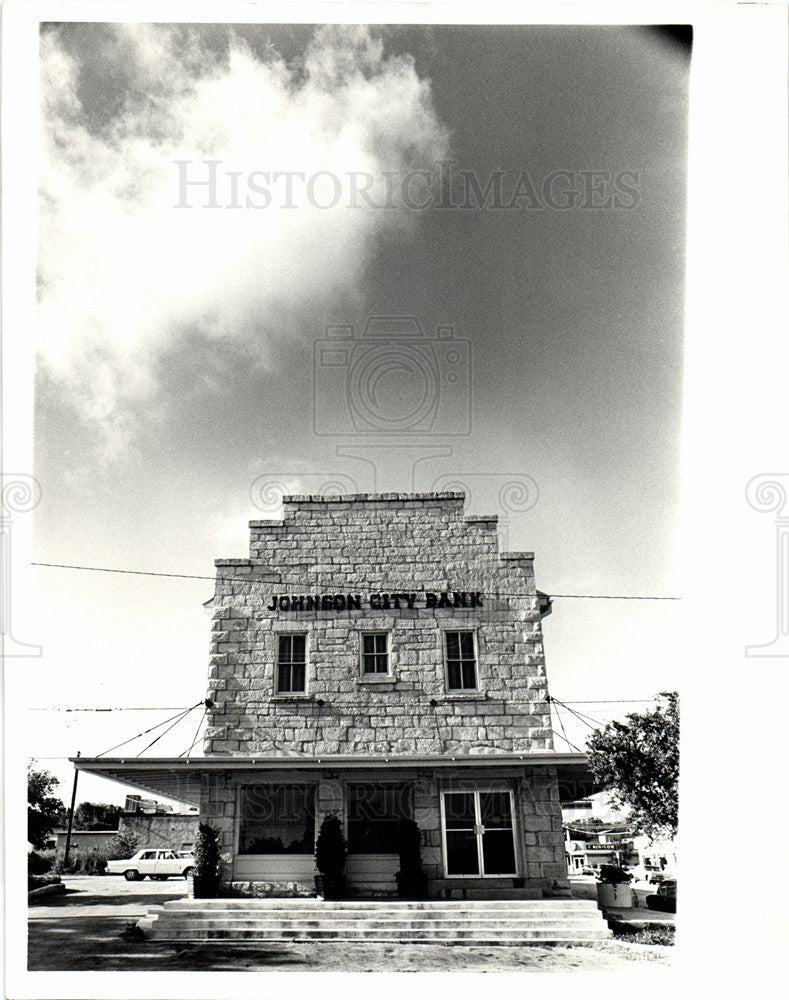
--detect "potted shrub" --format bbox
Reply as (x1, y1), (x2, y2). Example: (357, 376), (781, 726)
(192, 822), (221, 899)
(596, 864), (634, 908)
(314, 814), (346, 900)
(395, 818), (428, 900)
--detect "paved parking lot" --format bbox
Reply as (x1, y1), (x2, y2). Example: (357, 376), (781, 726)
(29, 874), (188, 920)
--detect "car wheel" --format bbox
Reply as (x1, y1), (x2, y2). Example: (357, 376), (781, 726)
(124, 869), (140, 881)
(182, 867), (194, 878)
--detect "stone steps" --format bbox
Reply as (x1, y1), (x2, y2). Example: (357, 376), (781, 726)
(143, 899), (612, 945)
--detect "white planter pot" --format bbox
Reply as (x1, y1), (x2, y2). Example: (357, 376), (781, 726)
(596, 883), (634, 908)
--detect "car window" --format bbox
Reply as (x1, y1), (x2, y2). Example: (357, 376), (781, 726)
(140, 851), (155, 859)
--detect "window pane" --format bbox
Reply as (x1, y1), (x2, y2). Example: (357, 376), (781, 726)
(482, 829), (516, 875)
(443, 792), (476, 828)
(290, 662), (306, 691)
(446, 831), (480, 875)
(459, 632), (475, 658)
(480, 792), (512, 828)
(447, 661), (462, 689)
(291, 634), (306, 661)
(278, 634), (291, 660)
(445, 632), (460, 658)
(363, 634), (375, 655)
(461, 660), (477, 689)
(277, 662), (291, 691)
(239, 785), (316, 854)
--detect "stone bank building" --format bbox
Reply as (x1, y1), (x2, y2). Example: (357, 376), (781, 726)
(78, 492), (591, 899)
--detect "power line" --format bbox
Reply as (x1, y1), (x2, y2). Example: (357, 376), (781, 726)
(549, 696), (600, 733)
(30, 707), (185, 713)
(33, 562), (216, 581)
(29, 697), (661, 713)
(95, 702), (204, 758)
(31, 561), (680, 600)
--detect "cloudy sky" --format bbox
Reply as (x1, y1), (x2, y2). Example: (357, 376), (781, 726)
(30, 22), (690, 803)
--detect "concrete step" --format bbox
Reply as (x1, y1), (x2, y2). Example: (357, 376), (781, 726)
(144, 897), (612, 945)
(152, 928), (613, 942)
(162, 898), (591, 910)
(153, 918), (607, 932)
(156, 907), (597, 919)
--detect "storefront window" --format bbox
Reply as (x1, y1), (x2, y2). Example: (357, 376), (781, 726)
(347, 783), (411, 853)
(238, 784), (315, 854)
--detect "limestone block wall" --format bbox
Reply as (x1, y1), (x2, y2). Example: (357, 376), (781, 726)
(203, 493), (554, 756)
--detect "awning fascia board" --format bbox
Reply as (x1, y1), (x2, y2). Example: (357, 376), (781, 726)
(71, 752), (592, 806)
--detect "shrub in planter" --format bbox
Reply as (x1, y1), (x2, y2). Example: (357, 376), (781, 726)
(314, 814), (346, 900)
(596, 864), (635, 908)
(193, 822), (221, 898)
(395, 818), (428, 900)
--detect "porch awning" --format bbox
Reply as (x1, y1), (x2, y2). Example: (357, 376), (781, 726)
(71, 751), (594, 807)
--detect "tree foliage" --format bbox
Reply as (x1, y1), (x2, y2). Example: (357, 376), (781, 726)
(106, 831), (139, 860)
(74, 802), (122, 830)
(586, 692), (679, 838)
(27, 766), (67, 848)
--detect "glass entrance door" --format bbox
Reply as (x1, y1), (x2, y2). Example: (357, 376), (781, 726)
(442, 790), (517, 877)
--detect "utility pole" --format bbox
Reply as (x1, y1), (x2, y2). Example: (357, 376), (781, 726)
(62, 752), (80, 869)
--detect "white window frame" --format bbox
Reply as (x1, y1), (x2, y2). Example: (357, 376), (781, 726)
(439, 788), (518, 879)
(359, 630), (391, 677)
(274, 631), (309, 695)
(442, 628), (480, 692)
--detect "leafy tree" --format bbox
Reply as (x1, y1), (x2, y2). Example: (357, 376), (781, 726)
(28, 765), (67, 848)
(586, 692), (679, 838)
(106, 830), (138, 860)
(74, 802), (122, 830)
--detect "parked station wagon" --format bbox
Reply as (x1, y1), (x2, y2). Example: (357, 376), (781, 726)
(106, 849), (194, 880)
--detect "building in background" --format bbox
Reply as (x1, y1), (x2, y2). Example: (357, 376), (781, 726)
(52, 829), (117, 853)
(118, 796), (198, 852)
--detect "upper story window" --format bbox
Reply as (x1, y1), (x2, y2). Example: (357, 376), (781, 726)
(444, 630), (478, 690)
(277, 633), (306, 693)
(361, 632), (389, 674)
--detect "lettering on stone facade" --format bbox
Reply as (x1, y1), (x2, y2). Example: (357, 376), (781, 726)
(266, 592), (484, 612)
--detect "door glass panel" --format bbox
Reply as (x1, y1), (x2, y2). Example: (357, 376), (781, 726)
(444, 792), (476, 828)
(482, 829), (517, 875)
(446, 830), (480, 875)
(480, 791), (512, 828)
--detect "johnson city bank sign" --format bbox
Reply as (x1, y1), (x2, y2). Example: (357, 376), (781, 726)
(267, 592), (485, 611)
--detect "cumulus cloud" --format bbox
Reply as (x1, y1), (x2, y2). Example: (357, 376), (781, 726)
(38, 24), (449, 455)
